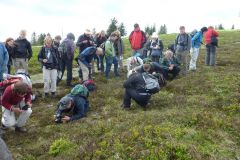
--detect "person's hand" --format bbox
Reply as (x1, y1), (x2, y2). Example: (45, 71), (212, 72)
(90, 41), (94, 45)
(43, 59), (48, 63)
(26, 102), (32, 108)
(12, 107), (23, 114)
(83, 40), (88, 43)
(62, 116), (70, 122)
(169, 66), (173, 70)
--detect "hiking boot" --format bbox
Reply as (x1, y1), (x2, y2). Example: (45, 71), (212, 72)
(44, 93), (49, 98)
(51, 92), (56, 98)
(15, 126), (27, 133)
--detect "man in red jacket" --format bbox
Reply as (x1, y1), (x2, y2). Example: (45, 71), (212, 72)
(204, 26), (219, 66)
(1, 81), (32, 132)
(129, 23), (147, 56)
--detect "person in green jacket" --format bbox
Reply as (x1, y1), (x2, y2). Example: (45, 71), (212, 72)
(160, 50), (180, 80)
(105, 32), (120, 79)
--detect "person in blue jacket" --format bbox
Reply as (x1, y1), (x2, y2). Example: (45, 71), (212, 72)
(0, 43), (9, 81)
(55, 93), (89, 123)
(76, 46), (103, 82)
(189, 27), (208, 71)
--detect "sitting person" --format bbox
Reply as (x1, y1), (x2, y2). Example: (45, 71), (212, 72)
(160, 50), (180, 80)
(76, 46), (103, 82)
(54, 84), (89, 123)
(126, 56), (143, 78)
(122, 72), (152, 109)
(1, 81), (32, 132)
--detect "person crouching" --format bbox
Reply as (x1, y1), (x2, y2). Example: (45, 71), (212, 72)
(1, 81), (32, 132)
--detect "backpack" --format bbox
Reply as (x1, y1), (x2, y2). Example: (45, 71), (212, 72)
(190, 29), (198, 38)
(83, 79), (96, 92)
(152, 73), (166, 87)
(58, 41), (67, 56)
(70, 84), (89, 98)
(142, 72), (160, 94)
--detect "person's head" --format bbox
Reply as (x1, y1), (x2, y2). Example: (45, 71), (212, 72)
(67, 33), (75, 41)
(19, 30), (27, 39)
(143, 63), (151, 72)
(179, 26), (185, 34)
(96, 47), (103, 56)
(13, 81), (29, 97)
(44, 36), (53, 47)
(58, 96), (73, 110)
(134, 23), (139, 29)
(84, 29), (92, 37)
(100, 30), (105, 37)
(151, 32), (158, 40)
(114, 30), (121, 38)
(110, 32), (118, 41)
(164, 50), (173, 59)
(5, 38), (14, 47)
(54, 35), (62, 42)
(201, 27), (208, 33)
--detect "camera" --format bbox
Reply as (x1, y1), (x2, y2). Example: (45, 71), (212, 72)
(21, 105), (29, 110)
(55, 110), (63, 123)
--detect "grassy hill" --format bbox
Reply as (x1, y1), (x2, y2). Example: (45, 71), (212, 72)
(1, 31), (240, 160)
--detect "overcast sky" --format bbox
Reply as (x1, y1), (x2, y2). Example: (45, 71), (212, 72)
(0, 0), (239, 41)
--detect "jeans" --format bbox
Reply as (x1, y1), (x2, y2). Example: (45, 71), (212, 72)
(189, 48), (200, 70)
(61, 57), (73, 84)
(176, 50), (189, 75)
(0, 66), (8, 81)
(205, 44), (216, 66)
(123, 89), (151, 107)
(105, 56), (119, 79)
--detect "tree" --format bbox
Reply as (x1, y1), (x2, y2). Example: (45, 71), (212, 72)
(37, 33), (46, 45)
(31, 32), (37, 45)
(118, 22), (127, 36)
(158, 24), (167, 34)
(231, 24), (235, 30)
(106, 17), (118, 36)
(92, 28), (96, 35)
(144, 24), (156, 36)
(218, 24), (224, 30)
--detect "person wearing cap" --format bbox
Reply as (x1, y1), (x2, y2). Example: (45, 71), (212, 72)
(5, 38), (15, 74)
(76, 46), (103, 82)
(189, 27), (208, 71)
(129, 23), (147, 56)
(1, 81), (32, 132)
(160, 50), (180, 79)
(55, 93), (89, 123)
(76, 29), (95, 53)
(122, 71), (152, 109)
(0, 42), (9, 81)
(149, 32), (164, 63)
(105, 32), (120, 79)
(12, 30), (32, 74)
(175, 26), (191, 75)
(60, 33), (75, 86)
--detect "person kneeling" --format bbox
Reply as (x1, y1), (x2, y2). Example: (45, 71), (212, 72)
(160, 50), (180, 80)
(1, 81), (32, 132)
(122, 71), (160, 109)
(55, 84), (89, 123)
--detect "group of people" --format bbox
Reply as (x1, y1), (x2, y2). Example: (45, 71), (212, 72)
(0, 23), (219, 159)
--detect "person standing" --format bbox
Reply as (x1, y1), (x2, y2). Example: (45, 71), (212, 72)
(0, 43), (9, 81)
(59, 33), (75, 86)
(149, 32), (164, 63)
(5, 38), (15, 74)
(114, 30), (125, 72)
(129, 23), (147, 56)
(175, 26), (191, 75)
(204, 26), (219, 66)
(53, 35), (62, 48)
(76, 29), (95, 53)
(12, 30), (32, 73)
(189, 27), (208, 71)
(38, 36), (59, 97)
(95, 30), (107, 73)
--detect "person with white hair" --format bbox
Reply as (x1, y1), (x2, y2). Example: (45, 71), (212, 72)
(149, 32), (164, 63)
(126, 56), (143, 78)
(12, 30), (32, 73)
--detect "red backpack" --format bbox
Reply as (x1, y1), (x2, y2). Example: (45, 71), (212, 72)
(82, 79), (96, 92)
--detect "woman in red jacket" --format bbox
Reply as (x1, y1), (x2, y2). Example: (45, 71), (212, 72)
(1, 81), (32, 132)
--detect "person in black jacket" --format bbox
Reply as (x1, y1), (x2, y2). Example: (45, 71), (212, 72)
(38, 36), (59, 98)
(12, 30), (32, 73)
(122, 72), (151, 108)
(76, 29), (95, 53)
(95, 30), (107, 73)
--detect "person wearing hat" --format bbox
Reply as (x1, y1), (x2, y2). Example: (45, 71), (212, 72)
(189, 27), (208, 71)
(175, 26), (191, 75)
(149, 32), (164, 63)
(55, 93), (89, 123)
(129, 23), (147, 56)
(76, 29), (95, 53)
(122, 71), (152, 109)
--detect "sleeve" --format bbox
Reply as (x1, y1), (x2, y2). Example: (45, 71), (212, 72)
(76, 35), (85, 47)
(160, 59), (169, 70)
(152, 62), (164, 73)
(3, 46), (9, 66)
(27, 42), (33, 59)
(123, 74), (136, 88)
(159, 40), (164, 52)
(213, 30), (219, 37)
(129, 31), (134, 44)
(120, 39), (125, 55)
(2, 86), (14, 110)
(70, 99), (87, 121)
(25, 92), (32, 104)
(141, 31), (147, 47)
(37, 47), (44, 62)
(137, 57), (143, 65)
